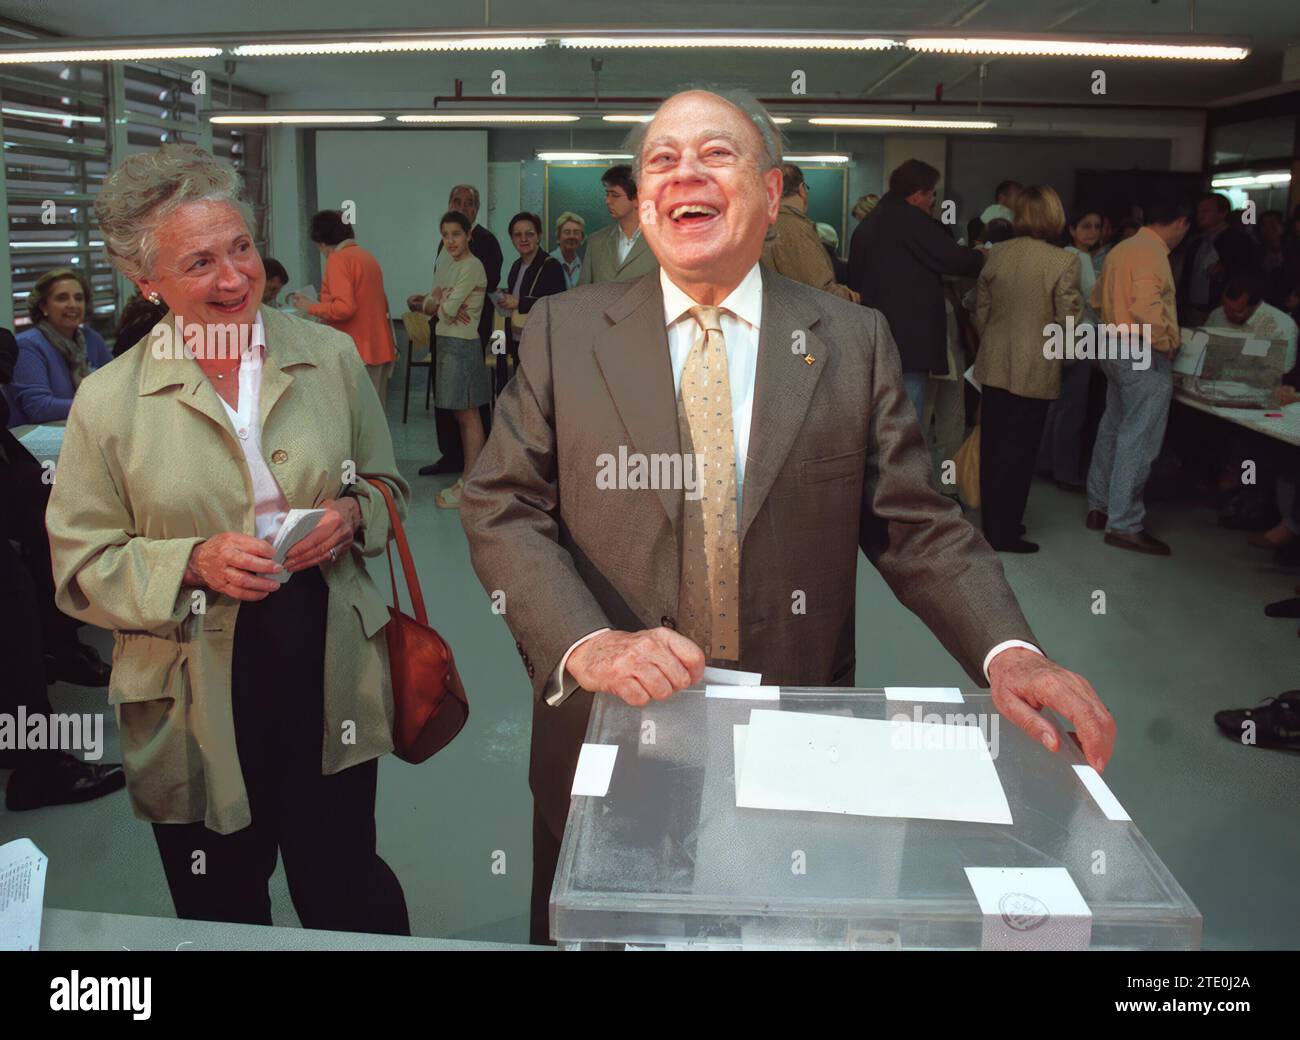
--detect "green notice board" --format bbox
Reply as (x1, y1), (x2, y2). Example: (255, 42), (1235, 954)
(544, 162), (850, 256)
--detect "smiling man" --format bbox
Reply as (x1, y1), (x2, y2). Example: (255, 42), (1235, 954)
(459, 89), (1116, 945)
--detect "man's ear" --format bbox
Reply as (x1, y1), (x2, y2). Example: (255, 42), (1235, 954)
(764, 166), (783, 220)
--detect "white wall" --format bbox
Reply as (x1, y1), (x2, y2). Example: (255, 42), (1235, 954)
(314, 130), (488, 315)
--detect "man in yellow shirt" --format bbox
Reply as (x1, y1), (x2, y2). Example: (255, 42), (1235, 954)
(1085, 197), (1191, 556)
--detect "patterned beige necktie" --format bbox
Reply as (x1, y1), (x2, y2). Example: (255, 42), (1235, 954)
(676, 305), (741, 663)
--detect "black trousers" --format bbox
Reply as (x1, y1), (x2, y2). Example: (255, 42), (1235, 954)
(151, 568), (409, 935)
(980, 385), (1052, 546)
(0, 430), (79, 769)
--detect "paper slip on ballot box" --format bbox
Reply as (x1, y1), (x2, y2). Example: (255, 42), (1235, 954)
(550, 688), (1201, 951)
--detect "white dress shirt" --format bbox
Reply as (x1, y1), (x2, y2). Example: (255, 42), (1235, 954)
(545, 264), (1040, 704)
(215, 313), (290, 543)
(616, 226), (642, 266)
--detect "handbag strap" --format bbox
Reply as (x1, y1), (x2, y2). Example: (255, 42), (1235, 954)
(361, 476), (428, 626)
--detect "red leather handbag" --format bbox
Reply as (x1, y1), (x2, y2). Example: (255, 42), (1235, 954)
(363, 476), (469, 763)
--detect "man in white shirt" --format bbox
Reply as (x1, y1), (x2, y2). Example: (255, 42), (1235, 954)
(577, 164), (660, 284)
(1207, 274), (1299, 375)
(460, 89), (1115, 945)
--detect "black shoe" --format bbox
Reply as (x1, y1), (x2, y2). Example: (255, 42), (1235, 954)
(1104, 530), (1171, 556)
(45, 642), (111, 688)
(1264, 597), (1300, 619)
(989, 538), (1040, 554)
(5, 753), (126, 811)
(1085, 510), (1108, 531)
(418, 457), (462, 477)
(1214, 691), (1300, 751)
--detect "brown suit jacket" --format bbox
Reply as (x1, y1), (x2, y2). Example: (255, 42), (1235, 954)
(973, 237), (1084, 400)
(460, 267), (1039, 837)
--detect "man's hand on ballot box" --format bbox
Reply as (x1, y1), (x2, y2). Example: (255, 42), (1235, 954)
(567, 627), (706, 707)
(988, 647), (1116, 774)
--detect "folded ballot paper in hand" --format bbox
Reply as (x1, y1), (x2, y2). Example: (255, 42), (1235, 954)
(734, 708), (1012, 825)
(270, 509), (326, 582)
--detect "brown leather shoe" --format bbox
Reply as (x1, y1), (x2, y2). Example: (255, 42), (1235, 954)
(1104, 530), (1171, 556)
(1085, 510), (1108, 531)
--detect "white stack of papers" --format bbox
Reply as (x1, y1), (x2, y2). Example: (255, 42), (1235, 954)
(270, 508), (325, 582)
(0, 838), (48, 951)
(733, 709), (1012, 825)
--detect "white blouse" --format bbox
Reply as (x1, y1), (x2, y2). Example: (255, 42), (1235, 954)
(216, 314), (290, 542)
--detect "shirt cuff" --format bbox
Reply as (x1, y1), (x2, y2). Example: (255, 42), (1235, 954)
(982, 640), (1043, 683)
(543, 628), (611, 707)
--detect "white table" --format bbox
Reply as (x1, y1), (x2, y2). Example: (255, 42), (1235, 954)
(1174, 392), (1300, 448)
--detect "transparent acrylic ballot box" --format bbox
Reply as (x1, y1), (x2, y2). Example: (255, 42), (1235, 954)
(550, 688), (1202, 950)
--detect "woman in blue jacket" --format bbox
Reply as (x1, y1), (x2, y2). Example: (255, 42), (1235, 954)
(8, 268), (111, 426)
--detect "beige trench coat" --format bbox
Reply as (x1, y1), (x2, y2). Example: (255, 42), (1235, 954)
(46, 305), (409, 834)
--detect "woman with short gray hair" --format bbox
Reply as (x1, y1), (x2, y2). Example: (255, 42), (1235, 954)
(47, 143), (412, 933)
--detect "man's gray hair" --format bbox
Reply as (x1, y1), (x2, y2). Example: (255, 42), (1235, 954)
(95, 143), (254, 281)
(448, 184), (481, 207)
(623, 87), (785, 184)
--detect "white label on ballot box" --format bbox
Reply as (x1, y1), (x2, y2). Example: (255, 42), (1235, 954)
(1072, 764), (1131, 821)
(706, 684), (779, 700)
(884, 686), (964, 703)
(701, 665), (762, 686)
(735, 709), (1012, 825)
(571, 743), (618, 797)
(965, 867), (1092, 951)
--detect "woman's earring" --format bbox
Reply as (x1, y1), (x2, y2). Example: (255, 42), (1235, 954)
(147, 292), (161, 305)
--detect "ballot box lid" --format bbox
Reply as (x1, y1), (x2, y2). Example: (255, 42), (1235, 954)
(550, 689), (1202, 950)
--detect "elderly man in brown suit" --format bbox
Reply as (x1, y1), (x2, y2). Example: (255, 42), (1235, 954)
(460, 89), (1116, 945)
(761, 162), (858, 302)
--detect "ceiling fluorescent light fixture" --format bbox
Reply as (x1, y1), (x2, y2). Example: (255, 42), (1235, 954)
(231, 36), (546, 56)
(0, 45), (223, 64)
(905, 36), (1248, 60)
(809, 116), (998, 130)
(2, 106), (102, 123)
(602, 114), (653, 123)
(784, 153), (850, 163)
(208, 113), (386, 124)
(396, 114), (579, 123)
(1211, 172), (1291, 188)
(560, 34), (896, 50)
(537, 151), (634, 161)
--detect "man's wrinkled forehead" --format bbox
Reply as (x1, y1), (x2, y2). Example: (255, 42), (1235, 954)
(643, 94), (764, 162)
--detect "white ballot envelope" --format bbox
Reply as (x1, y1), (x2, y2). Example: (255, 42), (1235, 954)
(0, 838), (48, 951)
(270, 508), (326, 582)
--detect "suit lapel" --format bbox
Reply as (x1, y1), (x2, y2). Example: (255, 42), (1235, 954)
(592, 274), (683, 534)
(740, 268), (828, 545)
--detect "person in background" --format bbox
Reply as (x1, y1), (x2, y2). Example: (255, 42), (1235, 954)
(1087, 197), (1192, 556)
(974, 186), (1084, 552)
(1, 325), (122, 810)
(761, 163), (858, 301)
(50, 142), (410, 932)
(1207, 273), (1299, 376)
(421, 210), (488, 509)
(1038, 209), (1103, 493)
(418, 184), (502, 479)
(982, 218), (1014, 246)
(113, 290), (169, 357)
(496, 212), (567, 398)
(817, 222), (851, 286)
(289, 211), (398, 405)
(1256, 210), (1289, 307)
(965, 216), (985, 248)
(980, 180), (1022, 224)
(851, 193), (880, 223)
(1118, 217), (1142, 241)
(555, 211), (586, 289)
(1178, 192), (1253, 326)
(578, 164), (659, 284)
(849, 158), (985, 421)
(7, 268), (111, 427)
(261, 258), (289, 305)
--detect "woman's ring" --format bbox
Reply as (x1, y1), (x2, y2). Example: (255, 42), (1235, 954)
(328, 547), (337, 563)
